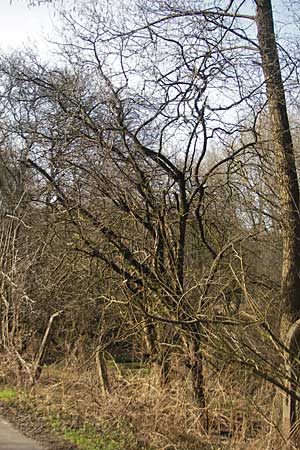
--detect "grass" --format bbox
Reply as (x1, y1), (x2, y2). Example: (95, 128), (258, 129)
(48, 409), (136, 450)
(107, 360), (149, 376)
(0, 384), (128, 450)
(0, 388), (17, 400)
(63, 428), (119, 450)
(36, 364), (273, 449)
(0, 362), (285, 450)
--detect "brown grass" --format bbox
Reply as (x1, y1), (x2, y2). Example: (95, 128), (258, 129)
(8, 359), (286, 450)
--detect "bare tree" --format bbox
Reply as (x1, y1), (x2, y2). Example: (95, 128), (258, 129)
(2, 2), (300, 440)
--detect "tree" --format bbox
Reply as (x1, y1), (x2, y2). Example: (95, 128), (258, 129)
(2, 0), (300, 441)
(255, 0), (300, 443)
(0, 35), (259, 407)
(255, 0), (300, 329)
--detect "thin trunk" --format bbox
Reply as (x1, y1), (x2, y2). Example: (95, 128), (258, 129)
(158, 349), (171, 385)
(32, 311), (62, 384)
(144, 321), (171, 384)
(177, 178), (189, 290)
(186, 336), (208, 430)
(95, 351), (110, 395)
(189, 339), (206, 409)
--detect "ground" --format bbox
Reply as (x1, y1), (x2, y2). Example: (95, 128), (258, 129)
(0, 399), (78, 450)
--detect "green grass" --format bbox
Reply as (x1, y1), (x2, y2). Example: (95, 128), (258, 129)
(0, 389), (17, 400)
(0, 386), (139, 450)
(106, 360), (150, 378)
(49, 412), (136, 450)
(107, 361), (144, 370)
(63, 428), (119, 450)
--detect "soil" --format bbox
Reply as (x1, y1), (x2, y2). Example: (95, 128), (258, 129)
(0, 399), (79, 450)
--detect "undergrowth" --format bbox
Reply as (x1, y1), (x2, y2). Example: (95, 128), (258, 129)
(0, 361), (290, 450)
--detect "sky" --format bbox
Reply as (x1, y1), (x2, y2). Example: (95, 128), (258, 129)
(0, 0), (297, 56)
(0, 0), (56, 54)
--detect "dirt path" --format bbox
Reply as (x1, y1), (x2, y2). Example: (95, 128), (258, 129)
(0, 416), (45, 449)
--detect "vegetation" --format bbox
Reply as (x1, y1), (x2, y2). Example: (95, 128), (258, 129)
(1, 0), (300, 448)
(0, 389), (17, 401)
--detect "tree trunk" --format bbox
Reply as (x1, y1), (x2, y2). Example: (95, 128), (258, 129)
(190, 339), (206, 408)
(95, 350), (110, 395)
(283, 320), (300, 444)
(185, 335), (208, 430)
(255, 0), (300, 324)
(144, 321), (171, 385)
(255, 0), (300, 444)
(32, 311), (62, 384)
(182, 327), (206, 409)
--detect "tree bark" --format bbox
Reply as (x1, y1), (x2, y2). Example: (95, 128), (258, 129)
(184, 334), (208, 430)
(190, 339), (206, 408)
(255, 0), (300, 444)
(144, 321), (171, 385)
(95, 350), (110, 395)
(283, 320), (300, 444)
(255, 0), (300, 324)
(32, 310), (62, 384)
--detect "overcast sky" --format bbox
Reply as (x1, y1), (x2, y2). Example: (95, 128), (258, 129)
(0, 0), (296, 56)
(0, 0), (56, 54)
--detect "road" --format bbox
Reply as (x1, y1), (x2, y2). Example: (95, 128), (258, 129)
(0, 416), (45, 450)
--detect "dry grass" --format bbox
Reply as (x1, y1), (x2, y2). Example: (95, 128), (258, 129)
(10, 359), (286, 450)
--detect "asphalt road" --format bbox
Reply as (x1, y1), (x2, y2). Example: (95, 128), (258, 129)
(0, 416), (45, 450)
